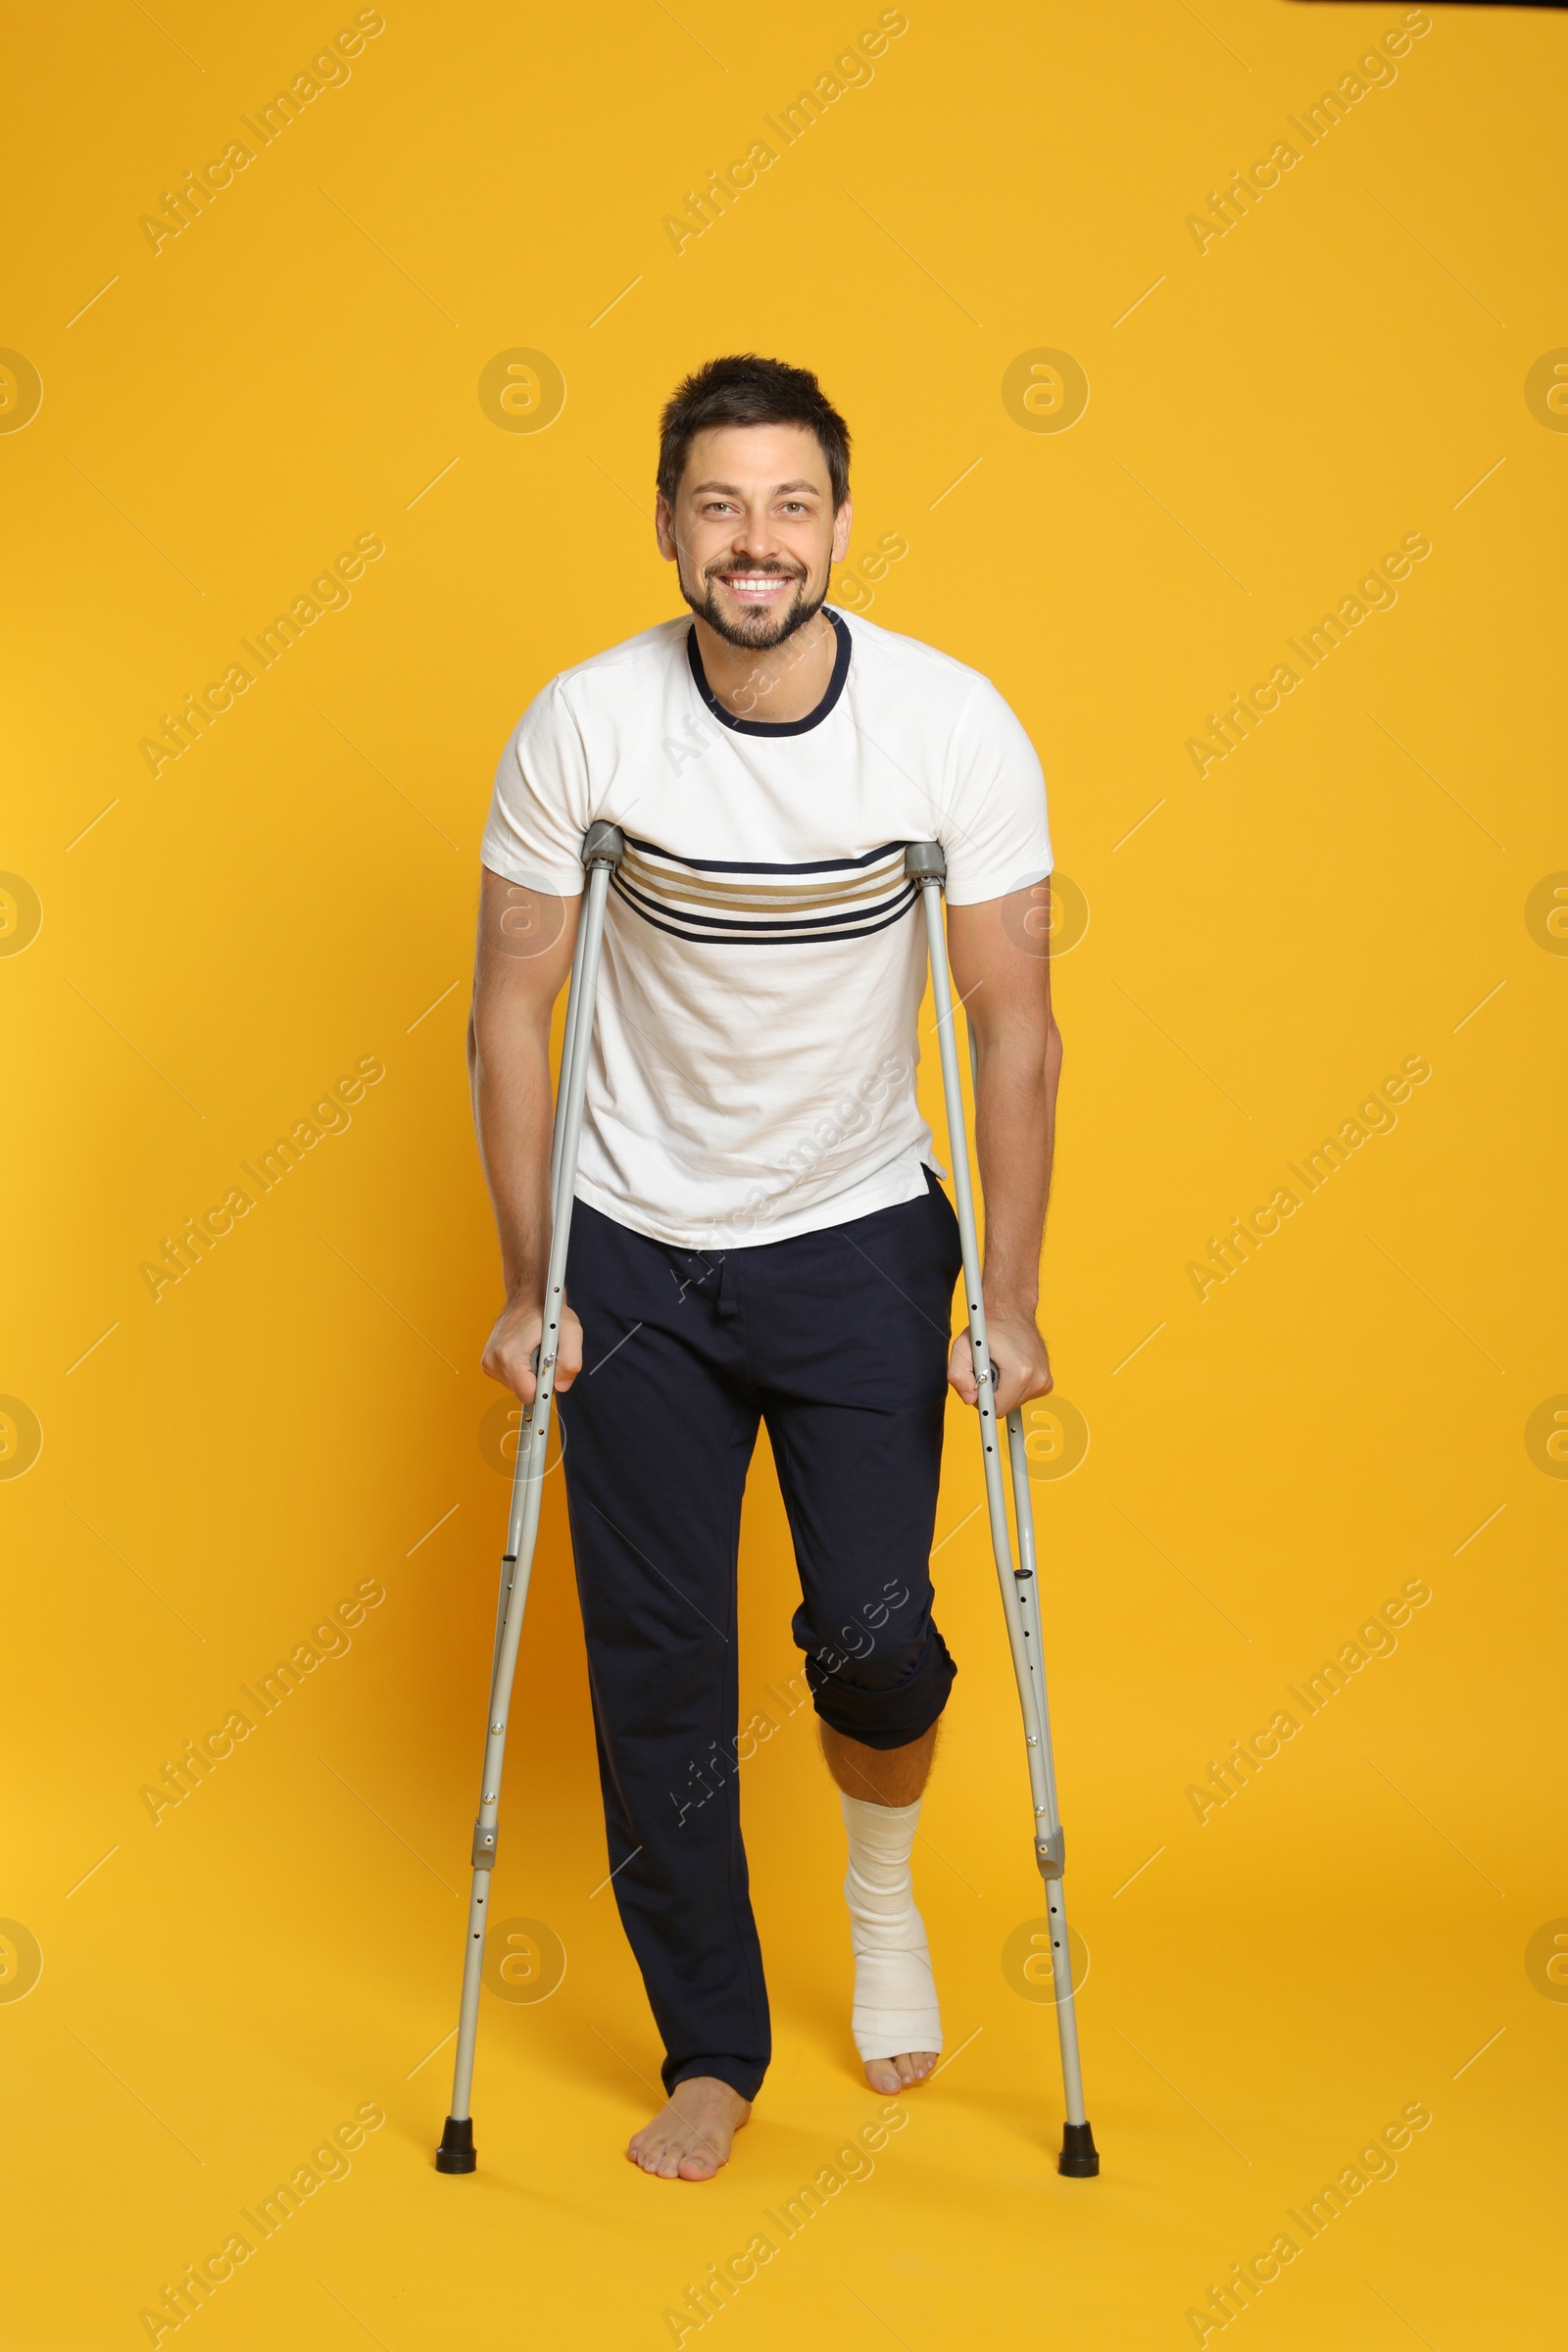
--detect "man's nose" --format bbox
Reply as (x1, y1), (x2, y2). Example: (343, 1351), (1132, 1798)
(730, 513), (785, 559)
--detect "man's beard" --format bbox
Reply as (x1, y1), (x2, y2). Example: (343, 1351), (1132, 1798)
(678, 561), (826, 653)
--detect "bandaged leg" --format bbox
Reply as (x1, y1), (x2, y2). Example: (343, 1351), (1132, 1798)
(840, 1791), (943, 2062)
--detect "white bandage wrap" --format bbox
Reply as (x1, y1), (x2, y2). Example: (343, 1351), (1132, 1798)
(840, 1792), (943, 2063)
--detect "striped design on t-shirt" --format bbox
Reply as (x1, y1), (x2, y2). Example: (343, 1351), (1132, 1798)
(612, 834), (916, 947)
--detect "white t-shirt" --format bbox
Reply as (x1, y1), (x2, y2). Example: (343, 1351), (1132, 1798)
(481, 608), (1052, 1250)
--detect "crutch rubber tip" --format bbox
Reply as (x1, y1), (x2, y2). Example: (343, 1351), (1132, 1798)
(435, 2116), (477, 2174)
(1057, 2121), (1100, 2178)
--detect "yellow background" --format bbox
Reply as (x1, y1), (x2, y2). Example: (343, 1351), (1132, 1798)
(3, 1), (1564, 2344)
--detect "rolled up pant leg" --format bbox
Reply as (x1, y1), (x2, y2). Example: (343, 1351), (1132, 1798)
(558, 1203), (769, 2102)
(747, 1172), (965, 1749)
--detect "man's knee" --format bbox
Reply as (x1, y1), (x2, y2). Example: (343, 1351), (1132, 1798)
(807, 1625), (956, 1752)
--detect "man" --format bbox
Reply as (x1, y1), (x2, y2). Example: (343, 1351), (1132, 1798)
(470, 354), (1059, 2181)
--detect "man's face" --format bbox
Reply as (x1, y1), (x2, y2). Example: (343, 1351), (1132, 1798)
(656, 422), (852, 653)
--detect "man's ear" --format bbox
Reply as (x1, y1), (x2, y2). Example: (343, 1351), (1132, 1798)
(654, 491), (677, 562)
(832, 497), (854, 565)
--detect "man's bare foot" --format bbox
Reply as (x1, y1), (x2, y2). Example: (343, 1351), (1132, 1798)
(863, 2051), (939, 2093)
(626, 2076), (752, 2181)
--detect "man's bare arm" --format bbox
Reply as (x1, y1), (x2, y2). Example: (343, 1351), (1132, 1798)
(468, 866), (581, 1403)
(944, 885), (1062, 1417)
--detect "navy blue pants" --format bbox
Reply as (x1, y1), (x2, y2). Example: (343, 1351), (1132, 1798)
(557, 1169), (963, 2101)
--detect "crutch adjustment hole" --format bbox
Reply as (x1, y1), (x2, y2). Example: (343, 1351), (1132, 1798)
(1002, 1916), (1090, 2005)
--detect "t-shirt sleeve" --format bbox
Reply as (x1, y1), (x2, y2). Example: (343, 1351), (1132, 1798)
(939, 677), (1054, 906)
(480, 678), (594, 896)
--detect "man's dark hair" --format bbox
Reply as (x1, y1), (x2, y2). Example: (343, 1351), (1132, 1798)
(657, 354), (852, 512)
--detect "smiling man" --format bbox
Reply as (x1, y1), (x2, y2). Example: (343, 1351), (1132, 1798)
(470, 354), (1059, 2180)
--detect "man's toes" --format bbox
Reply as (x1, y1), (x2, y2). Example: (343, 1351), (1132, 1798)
(862, 2050), (939, 2090)
(677, 2145), (719, 2180)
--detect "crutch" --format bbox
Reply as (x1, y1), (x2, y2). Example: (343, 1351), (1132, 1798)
(906, 841), (1100, 2179)
(436, 819), (625, 2175)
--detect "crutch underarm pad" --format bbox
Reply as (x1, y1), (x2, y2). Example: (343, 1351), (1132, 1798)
(904, 840), (947, 884)
(582, 820), (625, 869)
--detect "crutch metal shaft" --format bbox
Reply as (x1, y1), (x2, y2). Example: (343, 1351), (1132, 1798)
(965, 1018), (1084, 2123)
(437, 821), (624, 2175)
(907, 841), (1098, 2177)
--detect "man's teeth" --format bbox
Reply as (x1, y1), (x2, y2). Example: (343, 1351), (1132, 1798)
(723, 575), (792, 594)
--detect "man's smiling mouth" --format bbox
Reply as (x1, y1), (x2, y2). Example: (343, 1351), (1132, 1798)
(714, 570), (800, 600)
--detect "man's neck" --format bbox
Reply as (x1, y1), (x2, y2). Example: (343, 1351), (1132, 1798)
(692, 609), (838, 725)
